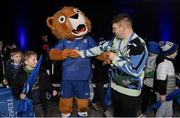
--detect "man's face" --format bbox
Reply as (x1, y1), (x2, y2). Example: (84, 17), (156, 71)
(11, 53), (22, 64)
(112, 22), (124, 39)
(25, 55), (37, 69)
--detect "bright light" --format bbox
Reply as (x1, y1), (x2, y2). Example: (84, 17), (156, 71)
(17, 26), (27, 51)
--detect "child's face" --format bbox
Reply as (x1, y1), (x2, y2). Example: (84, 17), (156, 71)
(11, 53), (22, 64)
(167, 50), (178, 59)
(25, 55), (37, 69)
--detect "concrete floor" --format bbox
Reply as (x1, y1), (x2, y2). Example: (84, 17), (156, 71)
(45, 98), (180, 117)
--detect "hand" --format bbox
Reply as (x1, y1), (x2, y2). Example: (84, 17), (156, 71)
(160, 95), (166, 102)
(103, 59), (112, 65)
(49, 49), (70, 60)
(175, 86), (179, 89)
(75, 50), (80, 55)
(52, 90), (58, 96)
(2, 79), (8, 85)
(62, 49), (71, 58)
(49, 49), (63, 60)
(108, 52), (117, 60)
(96, 52), (109, 61)
(69, 49), (80, 58)
(20, 93), (26, 99)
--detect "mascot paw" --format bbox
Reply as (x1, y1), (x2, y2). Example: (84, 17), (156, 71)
(62, 49), (71, 58)
(69, 49), (80, 58)
(49, 49), (68, 60)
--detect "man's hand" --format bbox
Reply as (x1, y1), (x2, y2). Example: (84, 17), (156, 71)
(103, 59), (112, 65)
(20, 93), (26, 99)
(96, 52), (109, 61)
(108, 52), (117, 60)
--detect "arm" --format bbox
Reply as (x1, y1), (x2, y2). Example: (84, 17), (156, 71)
(156, 62), (168, 102)
(3, 60), (11, 86)
(175, 73), (180, 88)
(49, 40), (80, 60)
(49, 49), (72, 60)
(79, 40), (113, 58)
(12, 71), (27, 99)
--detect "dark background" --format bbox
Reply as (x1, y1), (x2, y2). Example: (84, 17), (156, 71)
(0, 0), (180, 70)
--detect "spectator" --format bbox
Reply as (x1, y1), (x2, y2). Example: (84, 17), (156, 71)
(154, 41), (178, 117)
(12, 51), (57, 117)
(141, 41), (159, 115)
(3, 48), (22, 87)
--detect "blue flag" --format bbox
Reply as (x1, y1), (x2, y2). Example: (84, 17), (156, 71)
(144, 89), (180, 115)
(0, 88), (18, 117)
(104, 69), (112, 107)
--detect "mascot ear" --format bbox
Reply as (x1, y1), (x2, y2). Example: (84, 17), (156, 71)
(46, 17), (54, 30)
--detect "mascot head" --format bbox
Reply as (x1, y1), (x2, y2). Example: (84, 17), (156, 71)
(46, 6), (92, 40)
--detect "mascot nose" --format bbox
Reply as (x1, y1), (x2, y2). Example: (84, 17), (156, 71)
(70, 13), (79, 19)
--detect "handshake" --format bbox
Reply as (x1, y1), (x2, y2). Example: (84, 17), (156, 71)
(49, 49), (117, 64)
(96, 51), (117, 65)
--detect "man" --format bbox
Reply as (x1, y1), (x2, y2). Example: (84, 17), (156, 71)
(77, 13), (148, 116)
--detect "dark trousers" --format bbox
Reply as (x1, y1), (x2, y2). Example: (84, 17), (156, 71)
(141, 84), (156, 114)
(33, 104), (45, 117)
(112, 89), (139, 117)
(92, 83), (106, 111)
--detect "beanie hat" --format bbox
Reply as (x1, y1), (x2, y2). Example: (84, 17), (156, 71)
(147, 41), (160, 54)
(159, 41), (178, 55)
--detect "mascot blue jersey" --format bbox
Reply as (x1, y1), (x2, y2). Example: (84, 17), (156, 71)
(54, 36), (97, 80)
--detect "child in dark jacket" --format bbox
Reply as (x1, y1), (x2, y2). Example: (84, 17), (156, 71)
(3, 48), (23, 87)
(12, 51), (57, 117)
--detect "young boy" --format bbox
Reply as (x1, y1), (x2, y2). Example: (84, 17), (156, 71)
(3, 48), (23, 87)
(12, 51), (57, 117)
(154, 41), (178, 117)
(141, 41), (159, 115)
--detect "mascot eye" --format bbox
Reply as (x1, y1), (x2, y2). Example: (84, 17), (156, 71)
(59, 15), (66, 23)
(74, 9), (81, 13)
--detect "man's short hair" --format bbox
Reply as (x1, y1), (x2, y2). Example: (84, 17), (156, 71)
(112, 13), (132, 25)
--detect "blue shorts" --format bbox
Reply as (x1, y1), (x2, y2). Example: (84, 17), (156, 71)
(60, 80), (90, 99)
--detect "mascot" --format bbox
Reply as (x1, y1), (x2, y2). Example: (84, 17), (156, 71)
(46, 6), (98, 117)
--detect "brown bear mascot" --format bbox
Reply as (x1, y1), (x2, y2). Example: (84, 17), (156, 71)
(46, 6), (101, 117)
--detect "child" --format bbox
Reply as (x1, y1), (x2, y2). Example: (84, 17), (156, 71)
(141, 41), (159, 115)
(3, 48), (23, 87)
(154, 41), (178, 117)
(12, 51), (57, 117)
